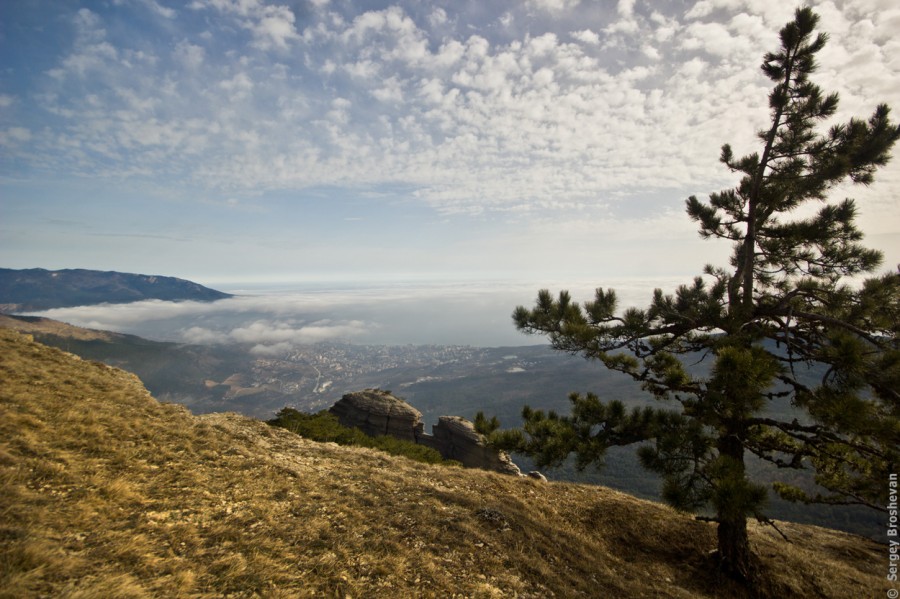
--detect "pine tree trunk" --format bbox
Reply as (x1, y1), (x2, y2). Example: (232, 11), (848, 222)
(717, 516), (752, 581)
(715, 432), (755, 582)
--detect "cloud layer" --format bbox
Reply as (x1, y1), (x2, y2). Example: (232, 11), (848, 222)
(2, 0), (898, 284)
(3, 1), (898, 217)
(26, 277), (689, 349)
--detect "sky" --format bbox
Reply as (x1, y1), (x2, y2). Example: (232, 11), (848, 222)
(1, 0), (899, 290)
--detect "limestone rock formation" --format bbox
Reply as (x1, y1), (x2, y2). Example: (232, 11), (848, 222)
(425, 416), (521, 476)
(329, 389), (521, 476)
(329, 389), (425, 442)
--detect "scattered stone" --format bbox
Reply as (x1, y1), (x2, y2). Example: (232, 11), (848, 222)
(475, 507), (510, 530)
(526, 471), (547, 482)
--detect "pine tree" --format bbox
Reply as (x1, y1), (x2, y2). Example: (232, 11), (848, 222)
(492, 8), (900, 582)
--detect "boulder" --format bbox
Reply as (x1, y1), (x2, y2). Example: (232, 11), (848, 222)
(329, 389), (424, 442)
(424, 416), (521, 476)
(329, 389), (522, 476)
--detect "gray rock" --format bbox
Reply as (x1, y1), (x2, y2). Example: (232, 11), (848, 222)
(329, 389), (424, 442)
(424, 416), (521, 476)
(328, 389), (522, 476)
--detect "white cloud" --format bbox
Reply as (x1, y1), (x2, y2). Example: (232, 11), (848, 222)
(251, 5), (299, 50)
(617, 0), (636, 18)
(141, 0), (176, 19)
(372, 76), (404, 103)
(22, 280), (712, 347)
(182, 325), (228, 344)
(686, 0), (743, 20)
(428, 7), (448, 28)
(526, 0), (582, 13)
(174, 40), (205, 69)
(1, 127), (32, 144)
(54, 9), (119, 78)
(679, 21), (744, 57)
(181, 317), (372, 353)
(218, 71), (254, 103)
(250, 342), (293, 355)
(570, 30), (600, 45)
(642, 44), (661, 60)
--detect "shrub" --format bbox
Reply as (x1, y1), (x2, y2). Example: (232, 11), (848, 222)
(268, 408), (450, 466)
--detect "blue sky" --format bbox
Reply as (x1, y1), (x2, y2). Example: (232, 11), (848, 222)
(2, 0), (899, 287)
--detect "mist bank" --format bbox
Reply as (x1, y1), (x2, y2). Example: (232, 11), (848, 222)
(24, 277), (686, 350)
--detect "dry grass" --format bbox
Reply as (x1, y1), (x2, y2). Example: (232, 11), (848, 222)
(0, 314), (118, 342)
(0, 328), (890, 598)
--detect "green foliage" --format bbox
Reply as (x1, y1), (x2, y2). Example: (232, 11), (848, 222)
(491, 392), (673, 471)
(367, 434), (455, 465)
(473, 411), (500, 436)
(500, 7), (900, 580)
(268, 408), (450, 465)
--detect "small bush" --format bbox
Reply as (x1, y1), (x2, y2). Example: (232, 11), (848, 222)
(268, 408), (368, 445)
(370, 434), (446, 464)
(267, 408), (449, 466)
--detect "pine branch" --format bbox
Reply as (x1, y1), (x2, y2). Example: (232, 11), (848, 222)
(746, 417), (889, 460)
(785, 309), (884, 345)
(756, 514), (792, 542)
(788, 489), (888, 512)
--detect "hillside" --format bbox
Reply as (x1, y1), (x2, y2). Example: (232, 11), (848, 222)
(0, 314), (287, 415)
(0, 314), (884, 541)
(0, 268), (232, 312)
(0, 328), (890, 598)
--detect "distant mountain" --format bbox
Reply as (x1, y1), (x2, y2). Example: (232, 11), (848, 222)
(0, 267), (232, 312)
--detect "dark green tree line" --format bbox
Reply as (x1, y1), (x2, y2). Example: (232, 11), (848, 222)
(491, 8), (899, 583)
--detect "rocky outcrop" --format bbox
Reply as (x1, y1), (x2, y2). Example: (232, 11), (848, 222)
(423, 416), (521, 476)
(329, 389), (521, 476)
(329, 389), (425, 443)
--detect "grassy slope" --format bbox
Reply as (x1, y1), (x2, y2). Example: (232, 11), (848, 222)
(0, 328), (890, 598)
(0, 315), (291, 418)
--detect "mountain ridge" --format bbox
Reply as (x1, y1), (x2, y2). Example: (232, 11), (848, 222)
(0, 328), (890, 597)
(0, 267), (232, 312)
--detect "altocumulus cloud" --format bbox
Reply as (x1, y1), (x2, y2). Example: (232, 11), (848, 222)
(4, 0), (897, 220)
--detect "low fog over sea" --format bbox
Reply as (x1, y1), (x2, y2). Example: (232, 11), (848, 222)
(27, 277), (688, 351)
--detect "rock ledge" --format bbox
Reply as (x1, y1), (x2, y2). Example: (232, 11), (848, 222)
(330, 389), (521, 475)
